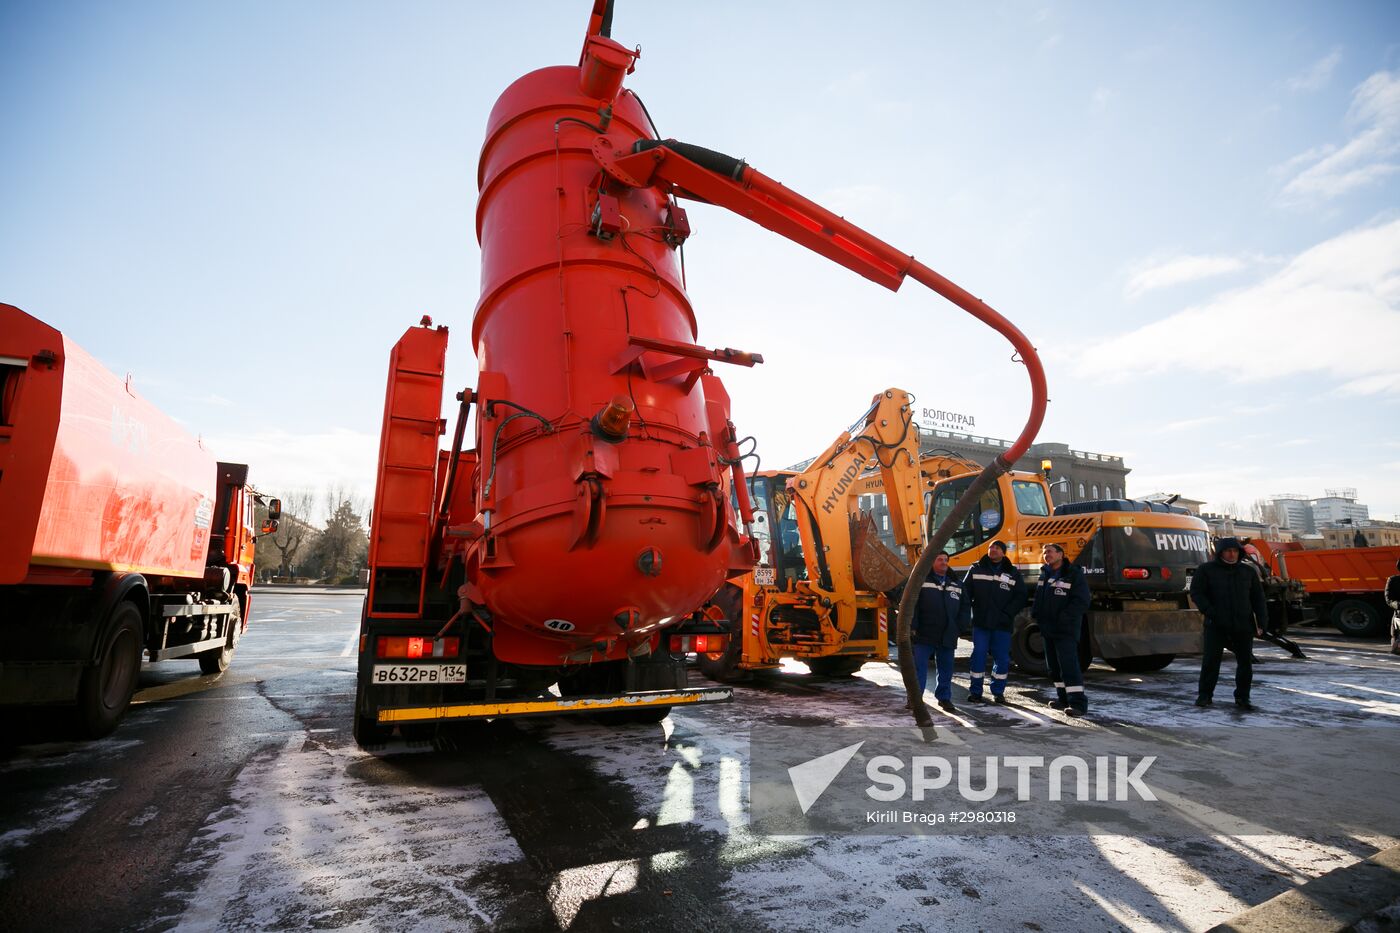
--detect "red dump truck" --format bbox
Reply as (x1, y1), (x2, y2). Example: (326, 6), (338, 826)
(1253, 540), (1400, 637)
(0, 304), (278, 736)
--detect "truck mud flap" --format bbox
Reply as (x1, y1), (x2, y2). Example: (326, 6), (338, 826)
(1089, 609), (1203, 658)
(377, 686), (733, 724)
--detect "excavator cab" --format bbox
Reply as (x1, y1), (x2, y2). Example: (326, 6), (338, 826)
(744, 472), (807, 587)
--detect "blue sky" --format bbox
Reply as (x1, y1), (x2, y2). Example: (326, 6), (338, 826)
(4, 1), (1399, 521)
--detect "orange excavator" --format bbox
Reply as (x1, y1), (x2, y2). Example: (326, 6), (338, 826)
(697, 389), (924, 681)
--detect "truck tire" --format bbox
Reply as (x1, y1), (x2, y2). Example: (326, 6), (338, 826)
(806, 656), (867, 677)
(696, 584), (748, 683)
(1106, 654), (1175, 673)
(74, 602), (143, 738)
(352, 678), (392, 747)
(197, 602), (241, 675)
(1010, 619), (1046, 673)
(1331, 599), (1383, 638)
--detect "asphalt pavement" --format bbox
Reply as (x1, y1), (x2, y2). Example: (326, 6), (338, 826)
(2, 591), (1398, 932)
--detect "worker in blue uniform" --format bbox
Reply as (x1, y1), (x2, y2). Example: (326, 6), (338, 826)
(911, 551), (971, 713)
(963, 539), (1028, 704)
(1031, 542), (1092, 715)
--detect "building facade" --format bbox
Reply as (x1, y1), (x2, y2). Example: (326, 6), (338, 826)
(1311, 489), (1369, 527)
(915, 431), (1131, 505)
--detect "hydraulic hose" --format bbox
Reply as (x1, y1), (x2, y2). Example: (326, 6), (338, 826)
(609, 138), (1050, 726)
(894, 262), (1047, 728)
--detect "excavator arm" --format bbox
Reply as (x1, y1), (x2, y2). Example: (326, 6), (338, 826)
(783, 389), (920, 641)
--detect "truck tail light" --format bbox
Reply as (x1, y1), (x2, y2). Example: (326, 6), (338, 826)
(1160, 567), (1172, 580)
(376, 636), (461, 659)
(670, 633), (729, 654)
(1121, 568), (1150, 580)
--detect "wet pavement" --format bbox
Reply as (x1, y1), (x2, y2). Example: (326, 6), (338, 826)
(1, 590), (1397, 932)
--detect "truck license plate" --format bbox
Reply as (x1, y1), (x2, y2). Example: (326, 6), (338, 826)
(372, 664), (467, 685)
(754, 566), (776, 585)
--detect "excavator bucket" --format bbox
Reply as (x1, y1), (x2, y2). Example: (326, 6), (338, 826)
(850, 512), (910, 593)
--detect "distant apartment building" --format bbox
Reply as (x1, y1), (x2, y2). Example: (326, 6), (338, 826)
(1268, 495), (1314, 533)
(1264, 488), (1370, 533)
(1311, 488), (1370, 527)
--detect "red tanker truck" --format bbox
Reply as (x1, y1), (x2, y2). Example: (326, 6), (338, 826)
(352, 1), (1050, 739)
(0, 304), (278, 737)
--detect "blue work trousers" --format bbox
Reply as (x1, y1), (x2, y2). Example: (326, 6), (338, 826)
(968, 627), (1012, 698)
(1044, 632), (1087, 712)
(914, 643), (956, 701)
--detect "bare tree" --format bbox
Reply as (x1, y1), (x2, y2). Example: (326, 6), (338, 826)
(1250, 498), (1279, 525)
(1214, 500), (1243, 519)
(264, 489), (318, 580)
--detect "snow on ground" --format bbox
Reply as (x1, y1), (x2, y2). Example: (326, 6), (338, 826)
(131, 630), (1400, 932)
(154, 733), (524, 931)
(537, 635), (1400, 931)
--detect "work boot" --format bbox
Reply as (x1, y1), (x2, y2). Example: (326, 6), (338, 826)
(992, 695), (1008, 705)
(1066, 707), (1086, 718)
(1045, 697), (1067, 710)
(1194, 697), (1212, 708)
(1235, 700), (1256, 712)
(938, 700), (956, 713)
(966, 694), (987, 705)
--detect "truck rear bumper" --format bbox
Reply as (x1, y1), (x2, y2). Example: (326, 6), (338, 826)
(378, 686), (733, 724)
(1090, 609), (1203, 658)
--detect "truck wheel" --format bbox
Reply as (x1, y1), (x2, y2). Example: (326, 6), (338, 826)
(353, 713), (392, 747)
(198, 602), (241, 675)
(1106, 654), (1176, 673)
(1331, 599), (1383, 638)
(75, 602), (143, 739)
(352, 677), (392, 747)
(696, 584), (748, 683)
(806, 656), (867, 677)
(1010, 620), (1046, 674)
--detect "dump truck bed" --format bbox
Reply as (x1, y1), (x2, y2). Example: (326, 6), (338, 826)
(1278, 545), (1400, 596)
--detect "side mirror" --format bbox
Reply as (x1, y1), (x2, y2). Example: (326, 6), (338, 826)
(260, 518), (280, 535)
(268, 498), (283, 521)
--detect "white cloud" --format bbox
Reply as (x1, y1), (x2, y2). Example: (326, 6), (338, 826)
(1278, 69), (1400, 204)
(1125, 254), (1247, 299)
(201, 427), (378, 504)
(1077, 219), (1400, 391)
(1336, 372), (1400, 396)
(1160, 415), (1223, 432)
(1286, 48), (1343, 92)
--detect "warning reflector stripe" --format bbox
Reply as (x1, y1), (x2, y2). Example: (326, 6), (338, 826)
(377, 687), (733, 723)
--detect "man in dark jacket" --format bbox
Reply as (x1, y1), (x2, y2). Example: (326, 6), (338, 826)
(1190, 536), (1267, 711)
(1385, 559), (1400, 657)
(911, 551), (970, 712)
(1031, 543), (1091, 715)
(964, 539), (1028, 705)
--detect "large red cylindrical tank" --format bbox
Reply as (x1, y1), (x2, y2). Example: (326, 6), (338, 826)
(470, 41), (745, 666)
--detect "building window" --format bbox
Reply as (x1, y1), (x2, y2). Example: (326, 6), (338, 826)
(1077, 482), (1085, 500)
(1092, 484), (1099, 498)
